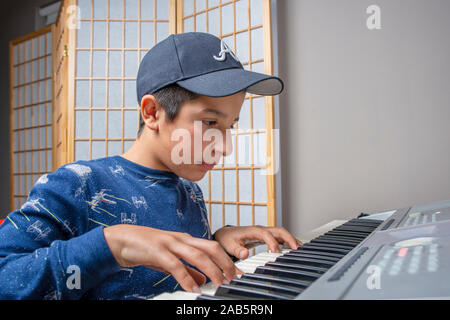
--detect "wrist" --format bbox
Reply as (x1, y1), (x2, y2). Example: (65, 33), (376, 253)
(103, 225), (128, 267)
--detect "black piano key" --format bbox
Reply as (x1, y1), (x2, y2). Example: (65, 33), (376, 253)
(346, 218), (383, 226)
(301, 243), (352, 254)
(325, 230), (368, 239)
(284, 251), (341, 262)
(341, 220), (376, 225)
(241, 272), (313, 289)
(275, 255), (336, 268)
(305, 241), (355, 250)
(333, 225), (375, 233)
(265, 261), (328, 274)
(290, 248), (345, 259)
(341, 223), (379, 230)
(214, 283), (294, 300)
(315, 235), (361, 244)
(255, 265), (321, 281)
(230, 278), (302, 296)
(311, 238), (359, 247)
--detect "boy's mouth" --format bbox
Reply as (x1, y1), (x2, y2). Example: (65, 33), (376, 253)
(200, 162), (216, 170)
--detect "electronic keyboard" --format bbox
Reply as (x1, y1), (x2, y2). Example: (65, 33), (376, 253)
(152, 199), (450, 300)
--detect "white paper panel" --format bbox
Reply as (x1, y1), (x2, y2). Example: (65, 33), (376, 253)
(156, 22), (169, 43)
(221, 3), (234, 35)
(210, 203), (222, 234)
(253, 169), (267, 202)
(109, 22), (123, 48)
(225, 204), (237, 226)
(91, 140), (105, 159)
(75, 110), (90, 139)
(92, 51), (106, 77)
(92, 110), (106, 138)
(250, 0), (263, 26)
(236, 0), (248, 31)
(141, 0), (154, 19)
(108, 110), (122, 138)
(109, 0), (123, 19)
(124, 109), (137, 138)
(196, 12), (207, 33)
(125, 0), (139, 19)
(156, 0), (169, 19)
(93, 21), (107, 48)
(210, 169), (222, 201)
(252, 97), (265, 130)
(92, 80), (106, 107)
(108, 80), (122, 108)
(224, 170), (236, 201)
(108, 51), (122, 77)
(108, 140), (122, 156)
(238, 169), (252, 202)
(75, 140), (90, 161)
(239, 204), (252, 226)
(78, 0), (92, 19)
(251, 27), (264, 61)
(208, 7), (220, 36)
(140, 22), (154, 48)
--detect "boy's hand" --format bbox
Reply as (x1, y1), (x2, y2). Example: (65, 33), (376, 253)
(103, 225), (238, 293)
(213, 226), (303, 260)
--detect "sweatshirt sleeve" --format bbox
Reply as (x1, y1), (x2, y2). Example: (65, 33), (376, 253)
(0, 165), (121, 299)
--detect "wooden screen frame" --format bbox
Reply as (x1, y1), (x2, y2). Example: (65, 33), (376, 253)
(9, 26), (53, 211)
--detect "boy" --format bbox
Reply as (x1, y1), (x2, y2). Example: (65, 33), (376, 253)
(0, 32), (300, 299)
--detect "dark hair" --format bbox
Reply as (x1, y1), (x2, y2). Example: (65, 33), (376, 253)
(137, 84), (198, 137)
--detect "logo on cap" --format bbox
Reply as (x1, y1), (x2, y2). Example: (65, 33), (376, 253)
(213, 39), (240, 63)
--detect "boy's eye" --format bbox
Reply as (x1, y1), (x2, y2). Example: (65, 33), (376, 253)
(202, 120), (237, 129)
(203, 120), (217, 126)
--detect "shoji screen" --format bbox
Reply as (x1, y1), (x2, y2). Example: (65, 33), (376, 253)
(73, 0), (173, 161)
(9, 27), (53, 211)
(178, 0), (277, 252)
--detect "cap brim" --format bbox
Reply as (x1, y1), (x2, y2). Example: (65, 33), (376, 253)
(176, 68), (284, 97)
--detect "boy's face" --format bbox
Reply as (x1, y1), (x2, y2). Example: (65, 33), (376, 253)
(155, 91), (246, 181)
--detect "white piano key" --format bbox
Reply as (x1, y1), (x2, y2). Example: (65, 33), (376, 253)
(153, 291), (200, 300)
(200, 281), (218, 296)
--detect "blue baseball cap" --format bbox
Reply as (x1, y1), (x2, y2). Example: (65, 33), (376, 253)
(136, 32), (284, 102)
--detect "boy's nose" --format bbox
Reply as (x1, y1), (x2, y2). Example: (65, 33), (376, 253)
(213, 129), (233, 158)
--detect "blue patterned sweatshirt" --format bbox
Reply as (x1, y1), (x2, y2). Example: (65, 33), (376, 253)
(0, 156), (211, 300)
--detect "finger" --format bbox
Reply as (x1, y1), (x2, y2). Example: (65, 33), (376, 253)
(231, 245), (249, 260)
(168, 241), (228, 287)
(269, 227), (301, 250)
(257, 229), (281, 253)
(155, 252), (201, 293)
(180, 236), (237, 282)
(186, 266), (207, 287)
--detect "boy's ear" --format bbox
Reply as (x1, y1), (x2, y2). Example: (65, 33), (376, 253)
(140, 94), (161, 132)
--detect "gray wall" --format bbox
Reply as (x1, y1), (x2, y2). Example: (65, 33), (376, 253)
(277, 0), (450, 237)
(0, 0), (53, 218)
